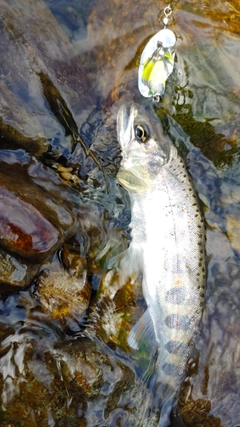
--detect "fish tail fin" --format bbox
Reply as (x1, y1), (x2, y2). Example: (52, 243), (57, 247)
(151, 349), (183, 427)
(158, 398), (175, 427)
(155, 381), (177, 427)
(107, 246), (142, 279)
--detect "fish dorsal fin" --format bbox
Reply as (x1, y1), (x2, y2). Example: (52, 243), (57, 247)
(128, 308), (156, 350)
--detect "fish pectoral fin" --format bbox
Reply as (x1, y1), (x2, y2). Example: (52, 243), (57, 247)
(106, 249), (128, 270)
(128, 308), (156, 350)
(107, 248), (142, 279)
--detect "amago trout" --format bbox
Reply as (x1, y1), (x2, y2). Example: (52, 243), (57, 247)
(117, 103), (205, 426)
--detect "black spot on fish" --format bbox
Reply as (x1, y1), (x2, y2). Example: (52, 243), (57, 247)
(165, 314), (190, 330)
(165, 340), (183, 354)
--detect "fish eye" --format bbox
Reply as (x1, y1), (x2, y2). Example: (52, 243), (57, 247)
(135, 124), (150, 144)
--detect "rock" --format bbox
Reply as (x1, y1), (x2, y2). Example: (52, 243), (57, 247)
(0, 155), (80, 291)
(0, 0), (95, 158)
(179, 395), (222, 427)
(62, 239), (87, 276)
(0, 156), (77, 235)
(0, 185), (60, 259)
(38, 259), (91, 326)
(226, 214), (240, 253)
(0, 326), (156, 426)
(0, 249), (39, 291)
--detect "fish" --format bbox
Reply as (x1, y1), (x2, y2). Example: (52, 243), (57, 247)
(117, 103), (205, 426)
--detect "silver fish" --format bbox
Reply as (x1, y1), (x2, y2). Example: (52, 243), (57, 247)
(117, 103), (205, 426)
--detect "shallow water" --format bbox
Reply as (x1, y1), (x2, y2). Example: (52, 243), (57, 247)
(0, 0), (240, 426)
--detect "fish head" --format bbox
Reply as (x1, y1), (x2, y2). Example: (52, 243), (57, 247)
(117, 103), (171, 192)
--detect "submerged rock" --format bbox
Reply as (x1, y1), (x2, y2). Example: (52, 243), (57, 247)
(0, 155), (79, 290)
(0, 250), (39, 291)
(0, 185), (60, 259)
(226, 214), (240, 253)
(0, 0), (95, 159)
(0, 321), (156, 426)
(38, 259), (91, 327)
(179, 396), (222, 427)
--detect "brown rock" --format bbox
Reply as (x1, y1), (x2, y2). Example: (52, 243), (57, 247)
(62, 240), (87, 276)
(0, 185), (60, 259)
(0, 332), (155, 426)
(0, 160), (76, 232)
(0, 249), (39, 291)
(38, 260), (91, 324)
(226, 214), (240, 253)
(179, 396), (222, 427)
(0, 154), (80, 291)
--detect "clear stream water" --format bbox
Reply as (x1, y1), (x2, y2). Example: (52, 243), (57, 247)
(0, 1), (240, 426)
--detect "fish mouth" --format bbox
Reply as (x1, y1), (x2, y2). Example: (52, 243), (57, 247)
(118, 166), (151, 192)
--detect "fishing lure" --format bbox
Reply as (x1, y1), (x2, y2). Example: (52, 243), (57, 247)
(138, 1), (179, 100)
